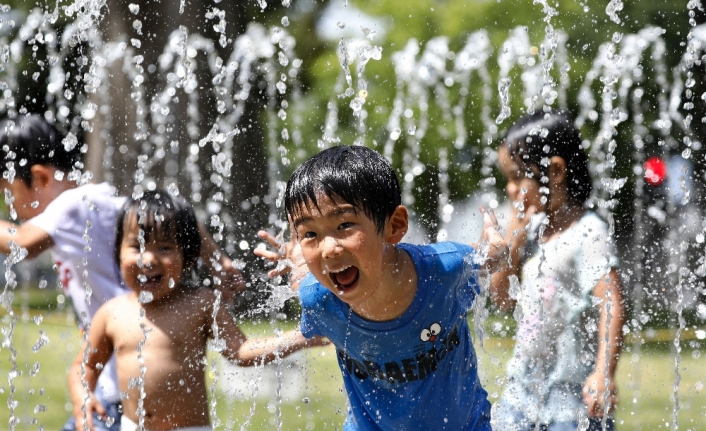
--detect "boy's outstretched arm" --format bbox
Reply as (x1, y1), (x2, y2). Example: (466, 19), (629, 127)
(212, 292), (327, 366)
(583, 268), (624, 418)
(68, 309), (114, 431)
(198, 223), (246, 302)
(0, 219), (54, 259)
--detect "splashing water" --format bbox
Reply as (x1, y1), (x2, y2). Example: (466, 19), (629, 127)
(0, 0), (705, 429)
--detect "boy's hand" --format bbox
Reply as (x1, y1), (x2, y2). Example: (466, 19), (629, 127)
(255, 230), (309, 290)
(475, 207), (509, 273)
(73, 393), (107, 431)
(582, 371), (617, 418)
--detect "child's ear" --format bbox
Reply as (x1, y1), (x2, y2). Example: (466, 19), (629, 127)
(386, 205), (409, 244)
(548, 156), (568, 186)
(29, 165), (54, 189)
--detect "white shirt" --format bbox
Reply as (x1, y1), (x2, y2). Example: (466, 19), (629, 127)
(495, 211), (619, 425)
(29, 182), (128, 402)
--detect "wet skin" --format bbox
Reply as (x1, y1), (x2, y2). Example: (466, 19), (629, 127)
(292, 193), (417, 322)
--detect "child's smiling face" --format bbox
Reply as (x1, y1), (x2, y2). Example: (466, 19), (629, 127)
(119, 214), (184, 304)
(498, 145), (544, 213)
(292, 192), (402, 312)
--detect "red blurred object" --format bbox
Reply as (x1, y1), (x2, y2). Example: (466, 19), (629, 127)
(644, 156), (666, 186)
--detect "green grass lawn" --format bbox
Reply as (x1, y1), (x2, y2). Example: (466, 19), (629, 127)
(0, 310), (704, 430)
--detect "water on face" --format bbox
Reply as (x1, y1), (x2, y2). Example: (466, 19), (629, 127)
(1, 0), (705, 429)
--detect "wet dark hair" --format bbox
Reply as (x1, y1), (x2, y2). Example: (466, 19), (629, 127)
(285, 145), (401, 234)
(502, 110), (592, 205)
(114, 190), (201, 276)
(0, 114), (82, 186)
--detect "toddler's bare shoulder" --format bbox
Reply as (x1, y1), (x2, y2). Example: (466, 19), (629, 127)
(103, 293), (138, 314)
(181, 287), (219, 311)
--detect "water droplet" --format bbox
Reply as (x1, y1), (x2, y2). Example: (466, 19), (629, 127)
(62, 133), (78, 151)
(337, 22), (345, 29)
(349, 97), (365, 112)
(361, 27), (376, 40)
(281, 16), (289, 27)
(166, 183), (180, 197)
(54, 170), (65, 181)
(33, 404), (46, 414)
(128, 3), (140, 14)
(32, 331), (49, 353)
(210, 338), (226, 352)
(138, 291), (153, 303)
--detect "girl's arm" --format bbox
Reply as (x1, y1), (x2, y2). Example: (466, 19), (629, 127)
(488, 207), (535, 312)
(68, 309), (115, 431)
(582, 268), (624, 418)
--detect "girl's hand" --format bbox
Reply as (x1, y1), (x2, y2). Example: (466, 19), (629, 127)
(475, 207), (509, 273)
(254, 229), (309, 290)
(507, 191), (537, 248)
(582, 371), (618, 418)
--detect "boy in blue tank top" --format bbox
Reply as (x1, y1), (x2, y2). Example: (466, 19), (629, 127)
(256, 145), (507, 431)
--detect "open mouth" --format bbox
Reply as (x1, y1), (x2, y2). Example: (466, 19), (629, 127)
(139, 274), (163, 287)
(329, 265), (360, 291)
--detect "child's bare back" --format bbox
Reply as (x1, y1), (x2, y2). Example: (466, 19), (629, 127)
(96, 287), (228, 429)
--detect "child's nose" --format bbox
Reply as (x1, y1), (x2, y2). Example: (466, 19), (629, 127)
(140, 251), (156, 268)
(505, 181), (518, 199)
(321, 236), (342, 259)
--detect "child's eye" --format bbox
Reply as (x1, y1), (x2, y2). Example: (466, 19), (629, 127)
(302, 231), (317, 239)
(338, 222), (353, 230)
